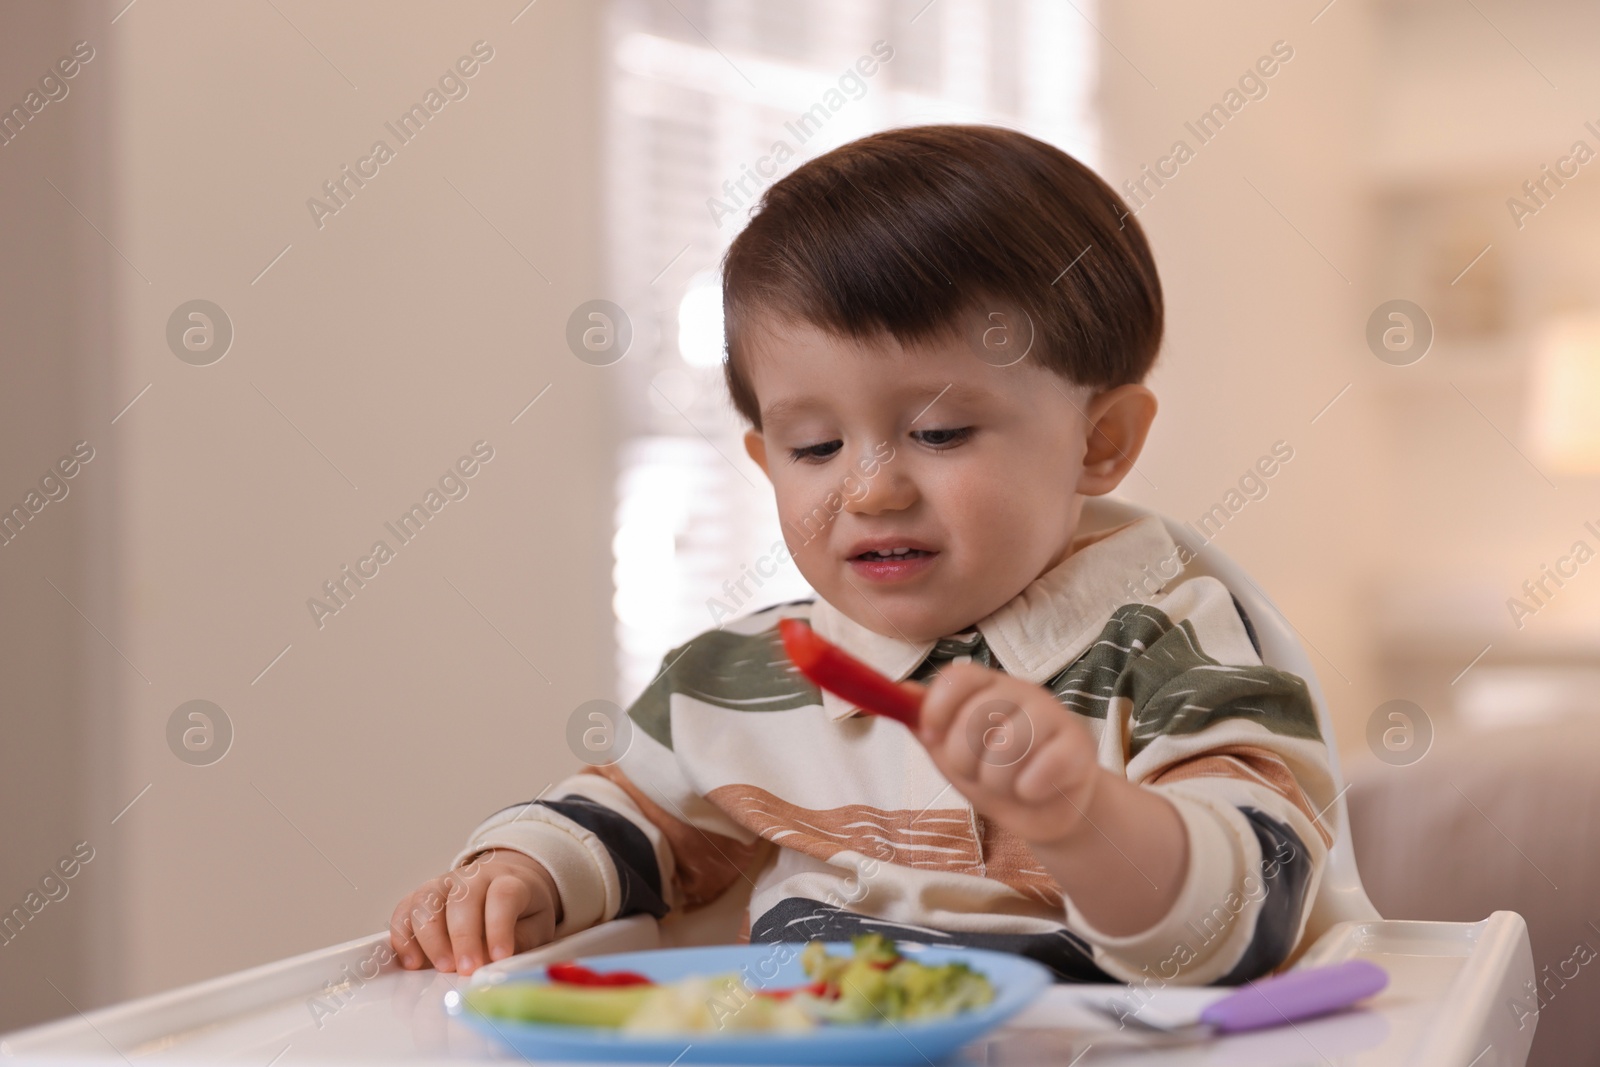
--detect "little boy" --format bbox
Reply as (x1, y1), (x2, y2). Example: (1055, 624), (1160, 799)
(391, 124), (1336, 987)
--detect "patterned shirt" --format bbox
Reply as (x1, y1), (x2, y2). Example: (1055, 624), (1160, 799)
(454, 515), (1337, 985)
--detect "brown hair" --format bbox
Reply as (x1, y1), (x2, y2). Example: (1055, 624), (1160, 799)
(720, 124), (1163, 429)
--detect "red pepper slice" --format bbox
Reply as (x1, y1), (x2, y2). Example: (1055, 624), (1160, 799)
(546, 961), (654, 987)
(778, 619), (923, 729)
(756, 980), (833, 1000)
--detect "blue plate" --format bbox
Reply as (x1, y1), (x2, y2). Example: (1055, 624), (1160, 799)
(445, 942), (1052, 1065)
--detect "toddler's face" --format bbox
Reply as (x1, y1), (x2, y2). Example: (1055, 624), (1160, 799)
(741, 312), (1135, 643)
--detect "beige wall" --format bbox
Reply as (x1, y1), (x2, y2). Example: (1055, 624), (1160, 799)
(1097, 0), (1386, 757)
(2, 0), (616, 1029)
(0, 0), (120, 1032)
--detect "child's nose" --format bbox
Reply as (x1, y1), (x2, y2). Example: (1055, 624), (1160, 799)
(843, 464), (915, 515)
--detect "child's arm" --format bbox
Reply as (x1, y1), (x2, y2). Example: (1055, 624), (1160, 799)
(914, 627), (1332, 987)
(914, 664), (1189, 934)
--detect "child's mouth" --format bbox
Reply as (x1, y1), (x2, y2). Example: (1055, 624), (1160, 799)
(848, 548), (938, 582)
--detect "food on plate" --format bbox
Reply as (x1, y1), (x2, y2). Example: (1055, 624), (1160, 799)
(463, 934), (995, 1034)
(466, 981), (651, 1028)
(544, 961), (653, 987)
(624, 975), (816, 1034)
(797, 936), (995, 1025)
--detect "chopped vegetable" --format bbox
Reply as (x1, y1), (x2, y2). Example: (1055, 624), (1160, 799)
(546, 961), (654, 987)
(801, 934), (995, 1024)
(754, 980), (829, 1001)
(461, 934), (994, 1033)
(778, 618), (923, 728)
(466, 981), (650, 1027)
(625, 975), (815, 1034)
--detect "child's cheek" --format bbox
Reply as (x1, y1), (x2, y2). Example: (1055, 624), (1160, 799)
(927, 467), (988, 542)
(775, 474), (850, 548)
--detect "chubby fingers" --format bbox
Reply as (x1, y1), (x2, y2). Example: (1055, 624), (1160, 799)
(915, 662), (999, 747)
(483, 872), (540, 963)
(1008, 720), (1078, 802)
(917, 663), (1018, 785)
(921, 666), (1089, 793)
(389, 893), (424, 969)
(444, 868), (492, 975)
(405, 878), (457, 971)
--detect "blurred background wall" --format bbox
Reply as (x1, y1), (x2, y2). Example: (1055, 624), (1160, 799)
(1, 0), (617, 1029)
(0, 0), (120, 1034)
(3, 0), (1597, 1059)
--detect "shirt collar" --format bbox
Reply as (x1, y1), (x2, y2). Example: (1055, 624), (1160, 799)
(807, 514), (1182, 721)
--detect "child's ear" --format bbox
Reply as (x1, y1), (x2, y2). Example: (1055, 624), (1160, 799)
(1077, 384), (1157, 496)
(743, 429), (772, 481)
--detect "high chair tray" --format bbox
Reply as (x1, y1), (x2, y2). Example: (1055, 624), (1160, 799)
(1, 910), (1535, 1066)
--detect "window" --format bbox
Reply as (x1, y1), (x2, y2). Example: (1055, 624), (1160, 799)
(603, 0), (1098, 703)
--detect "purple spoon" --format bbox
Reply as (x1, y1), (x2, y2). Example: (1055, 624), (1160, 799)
(1085, 959), (1389, 1043)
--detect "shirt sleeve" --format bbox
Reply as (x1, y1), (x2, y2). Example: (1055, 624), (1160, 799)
(1060, 575), (1337, 985)
(454, 640), (764, 939)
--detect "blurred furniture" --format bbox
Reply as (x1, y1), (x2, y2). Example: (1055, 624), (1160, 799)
(1349, 713), (1600, 1066)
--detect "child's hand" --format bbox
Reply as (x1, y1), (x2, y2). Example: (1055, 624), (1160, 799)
(914, 662), (1104, 847)
(389, 848), (562, 976)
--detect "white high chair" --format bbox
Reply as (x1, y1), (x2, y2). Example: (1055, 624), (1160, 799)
(0, 498), (1540, 1066)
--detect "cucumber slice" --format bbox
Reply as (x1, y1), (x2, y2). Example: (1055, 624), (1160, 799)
(465, 982), (651, 1027)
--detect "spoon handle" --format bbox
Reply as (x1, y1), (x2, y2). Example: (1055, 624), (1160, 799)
(1200, 959), (1389, 1033)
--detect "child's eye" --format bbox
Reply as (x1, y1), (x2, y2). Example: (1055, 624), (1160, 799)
(910, 427), (973, 449)
(788, 439), (843, 463)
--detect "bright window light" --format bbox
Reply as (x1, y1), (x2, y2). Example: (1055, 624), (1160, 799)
(677, 273), (725, 368)
(1527, 312), (1600, 475)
